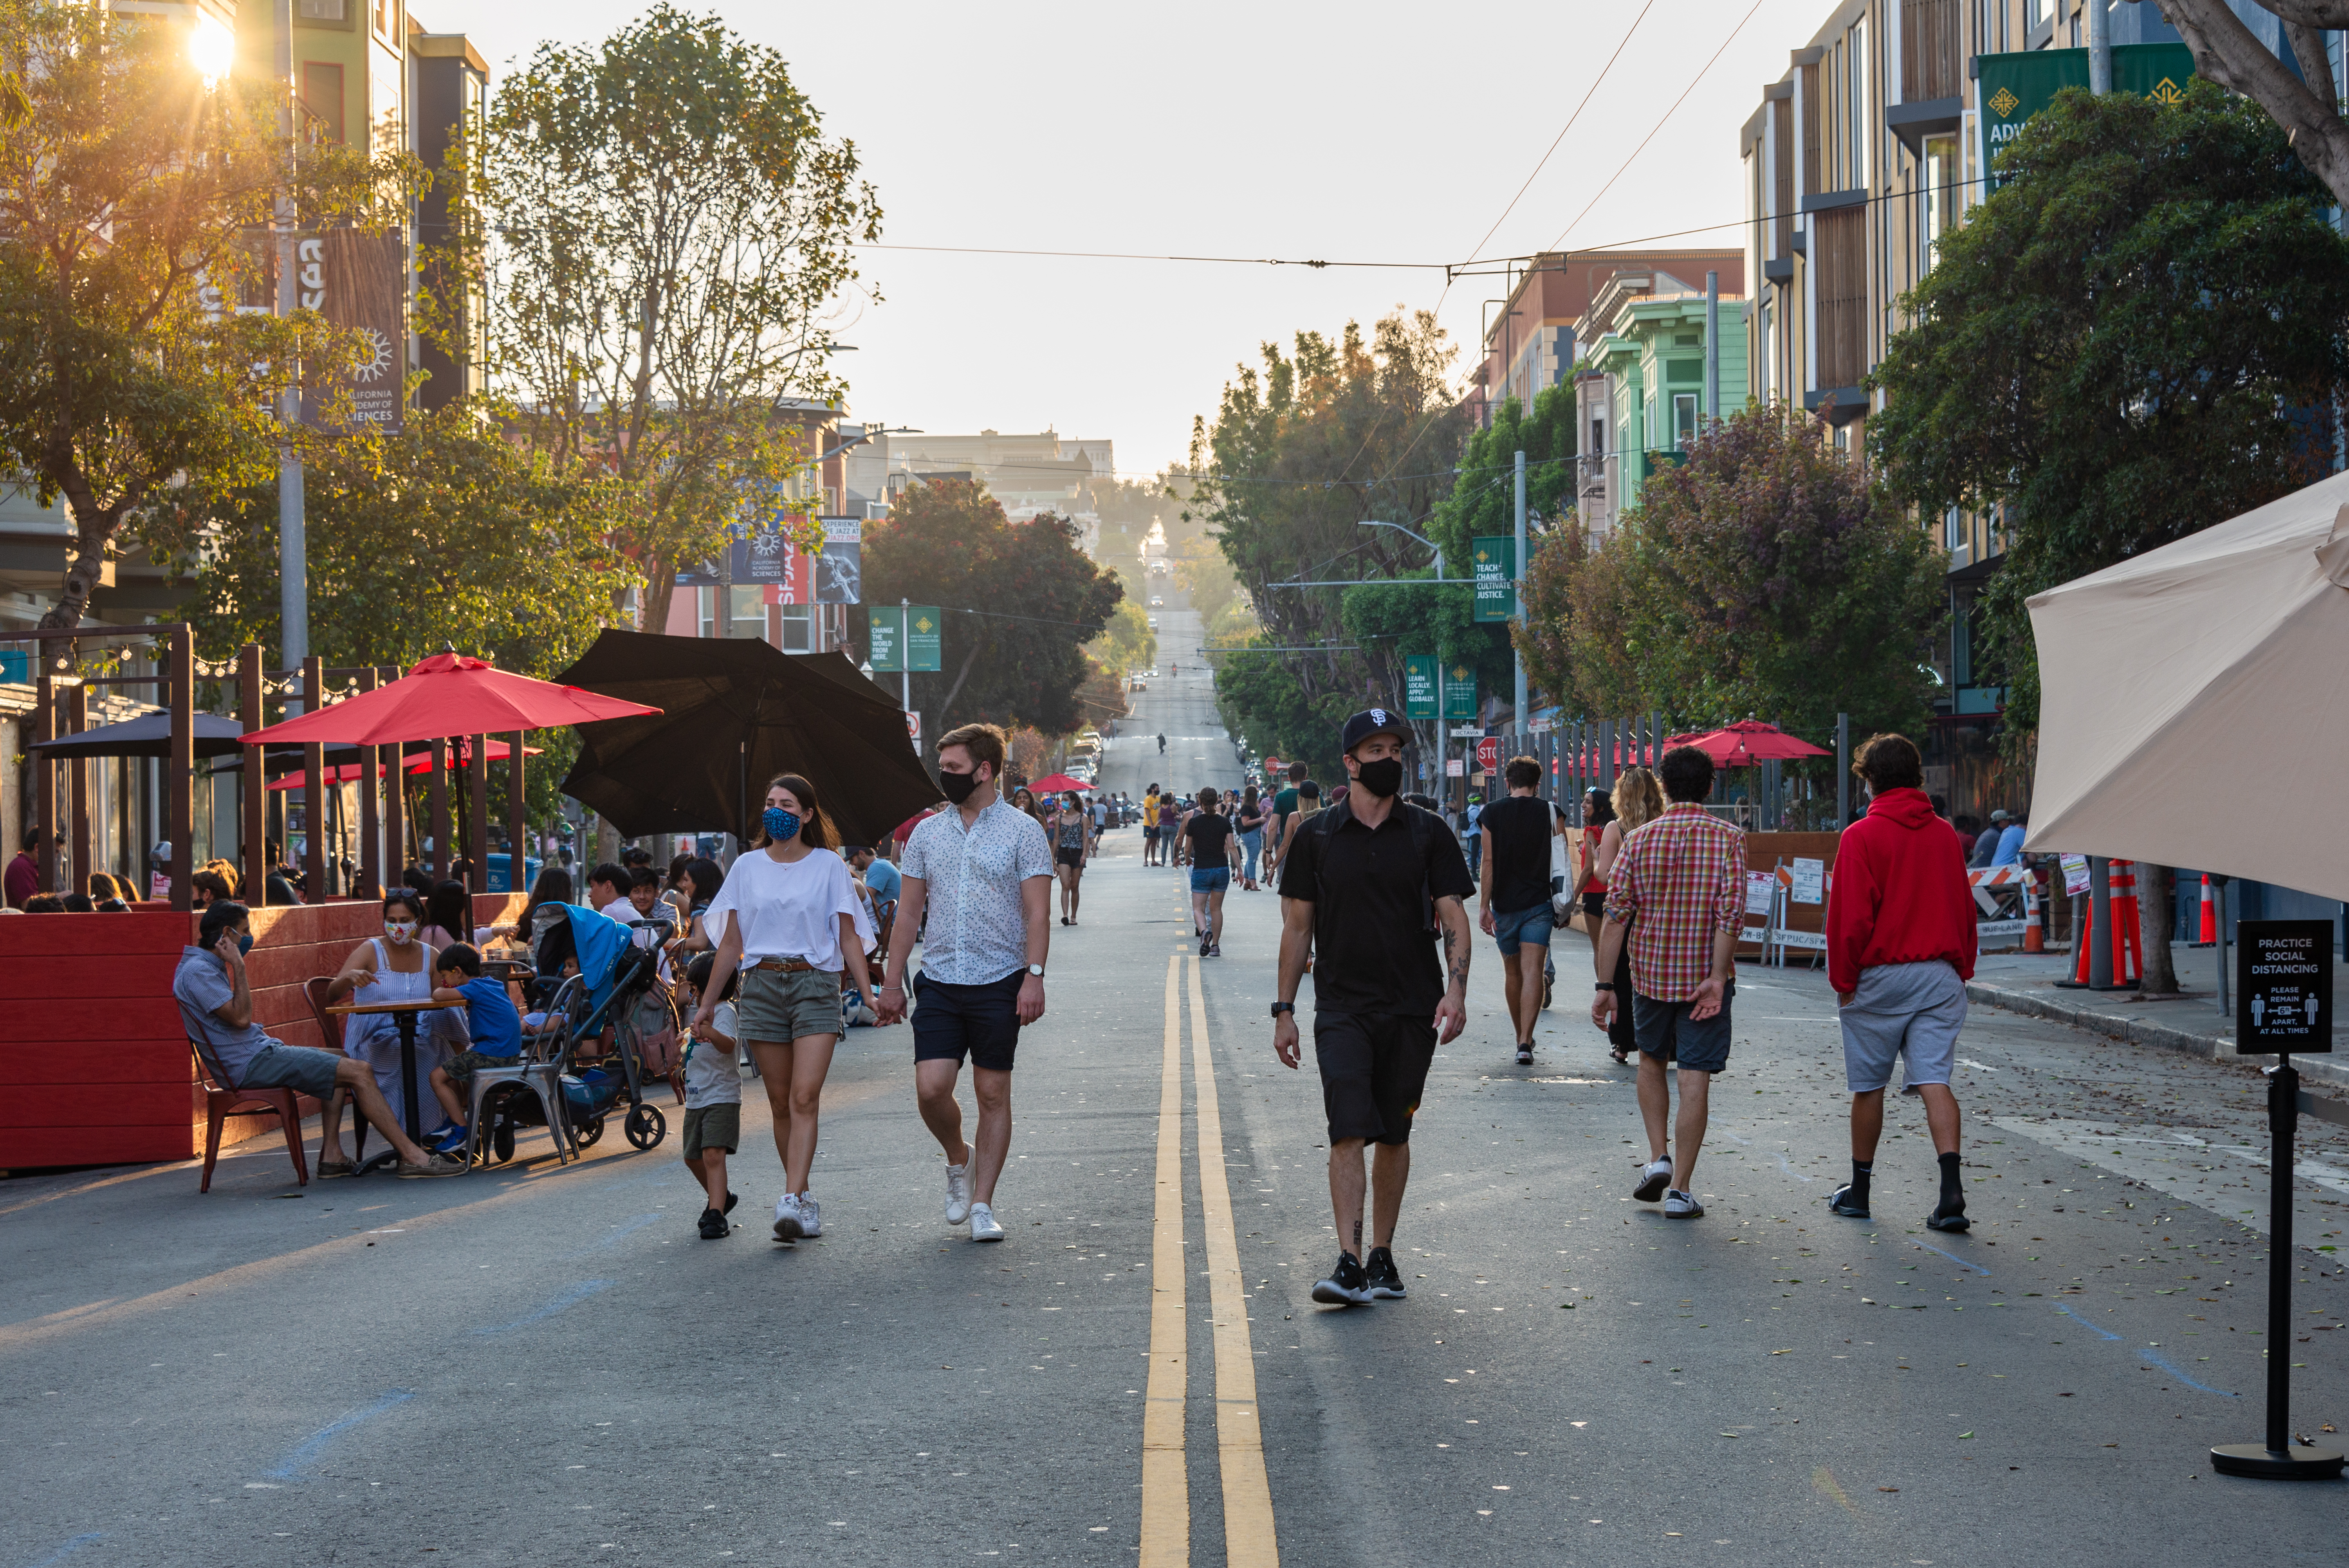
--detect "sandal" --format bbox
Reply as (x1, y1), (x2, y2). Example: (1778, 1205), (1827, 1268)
(1608, 1045), (1630, 1065)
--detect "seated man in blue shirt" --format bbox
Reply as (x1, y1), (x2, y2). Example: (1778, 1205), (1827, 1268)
(850, 844), (901, 935)
(426, 942), (528, 1153)
(173, 902), (464, 1179)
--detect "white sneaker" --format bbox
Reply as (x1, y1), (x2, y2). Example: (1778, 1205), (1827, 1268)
(944, 1159), (973, 1226)
(1632, 1158), (1672, 1203)
(968, 1201), (1005, 1242)
(1663, 1189), (1705, 1219)
(773, 1191), (805, 1241)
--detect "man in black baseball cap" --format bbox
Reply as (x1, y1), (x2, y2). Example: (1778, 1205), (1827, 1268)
(1272, 707), (1474, 1307)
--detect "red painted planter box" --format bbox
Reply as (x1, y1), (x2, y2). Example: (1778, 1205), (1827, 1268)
(0, 893), (525, 1170)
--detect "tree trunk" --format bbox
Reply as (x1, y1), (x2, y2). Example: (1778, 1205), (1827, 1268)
(2156, 1), (2349, 207)
(640, 560), (679, 637)
(595, 816), (621, 868)
(2138, 861), (2178, 994)
(931, 629), (991, 739)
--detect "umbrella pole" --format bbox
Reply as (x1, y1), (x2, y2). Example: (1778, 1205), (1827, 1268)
(429, 737), (451, 881)
(302, 657), (327, 899)
(507, 730), (527, 898)
(356, 669), (381, 899)
(468, 732), (489, 893)
(240, 644), (266, 901)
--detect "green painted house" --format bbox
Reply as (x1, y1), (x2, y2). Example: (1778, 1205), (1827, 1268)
(1571, 268), (1749, 540)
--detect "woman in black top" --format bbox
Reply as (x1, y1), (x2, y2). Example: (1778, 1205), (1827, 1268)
(1477, 757), (1566, 1064)
(1183, 786), (1239, 958)
(1234, 786), (1268, 890)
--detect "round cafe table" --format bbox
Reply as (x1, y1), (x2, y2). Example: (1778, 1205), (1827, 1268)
(327, 997), (444, 1146)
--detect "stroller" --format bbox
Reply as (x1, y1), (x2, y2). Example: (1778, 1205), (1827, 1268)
(475, 921), (684, 1162)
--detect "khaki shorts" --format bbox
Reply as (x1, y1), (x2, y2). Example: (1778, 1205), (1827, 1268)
(683, 1102), (740, 1159)
(738, 964), (842, 1044)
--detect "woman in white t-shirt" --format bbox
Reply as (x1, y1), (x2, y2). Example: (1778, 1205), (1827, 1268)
(694, 772), (876, 1244)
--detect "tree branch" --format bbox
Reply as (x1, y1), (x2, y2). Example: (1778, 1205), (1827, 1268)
(2156, 0), (2349, 203)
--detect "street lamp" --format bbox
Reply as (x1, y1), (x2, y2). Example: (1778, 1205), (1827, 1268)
(1357, 518), (1443, 579)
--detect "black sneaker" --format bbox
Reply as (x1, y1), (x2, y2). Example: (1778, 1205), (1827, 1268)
(1363, 1248), (1406, 1299)
(696, 1207), (729, 1240)
(1311, 1251), (1373, 1306)
(1198, 933), (1210, 957)
(1514, 1044), (1533, 1066)
(1826, 1184), (1871, 1218)
(1926, 1199), (1970, 1233)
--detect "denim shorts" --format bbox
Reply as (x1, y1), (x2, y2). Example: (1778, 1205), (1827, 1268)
(738, 964), (843, 1044)
(238, 1042), (343, 1099)
(1191, 866), (1231, 894)
(1491, 902), (1553, 955)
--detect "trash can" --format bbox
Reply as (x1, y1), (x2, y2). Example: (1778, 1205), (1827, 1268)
(485, 852), (541, 893)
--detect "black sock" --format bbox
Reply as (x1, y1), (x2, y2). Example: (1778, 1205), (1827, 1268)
(1938, 1151), (1964, 1209)
(1848, 1160), (1873, 1200)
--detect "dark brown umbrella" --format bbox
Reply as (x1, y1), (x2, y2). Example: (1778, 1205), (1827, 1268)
(552, 631), (938, 847)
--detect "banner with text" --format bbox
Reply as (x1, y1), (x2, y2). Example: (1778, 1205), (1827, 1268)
(1472, 536), (1515, 623)
(1404, 654), (1440, 719)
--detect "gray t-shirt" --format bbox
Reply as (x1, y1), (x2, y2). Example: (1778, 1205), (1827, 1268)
(173, 944), (275, 1082)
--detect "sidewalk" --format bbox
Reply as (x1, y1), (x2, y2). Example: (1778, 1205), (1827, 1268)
(1968, 939), (2349, 1092)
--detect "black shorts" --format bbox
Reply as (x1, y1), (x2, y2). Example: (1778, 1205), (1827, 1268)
(1312, 1011), (1438, 1146)
(911, 970), (1024, 1073)
(1633, 980), (1735, 1074)
(1056, 845), (1086, 869)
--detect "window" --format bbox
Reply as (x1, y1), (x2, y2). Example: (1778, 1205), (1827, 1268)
(1672, 394), (1699, 449)
(781, 604), (813, 653)
(1850, 18), (1867, 187)
(374, 0), (398, 38)
(1921, 135), (1958, 275)
(299, 63), (345, 144)
(297, 0), (353, 24)
(696, 586), (769, 640)
(1591, 417), (1605, 456)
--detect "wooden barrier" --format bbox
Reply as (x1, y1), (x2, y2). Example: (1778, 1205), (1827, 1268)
(1737, 831), (1839, 961)
(0, 892), (526, 1171)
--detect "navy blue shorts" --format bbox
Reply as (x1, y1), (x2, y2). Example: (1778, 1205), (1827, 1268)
(1491, 902), (1553, 955)
(911, 970), (1024, 1073)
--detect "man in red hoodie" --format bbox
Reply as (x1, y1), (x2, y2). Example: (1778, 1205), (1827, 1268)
(1824, 733), (1977, 1232)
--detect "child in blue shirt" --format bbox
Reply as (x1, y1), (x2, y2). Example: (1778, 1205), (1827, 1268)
(427, 942), (526, 1155)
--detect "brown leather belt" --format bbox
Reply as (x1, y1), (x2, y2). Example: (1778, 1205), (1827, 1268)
(752, 957), (815, 973)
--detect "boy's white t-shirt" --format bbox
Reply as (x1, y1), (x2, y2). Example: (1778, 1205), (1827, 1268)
(702, 846), (874, 971)
(683, 1001), (743, 1110)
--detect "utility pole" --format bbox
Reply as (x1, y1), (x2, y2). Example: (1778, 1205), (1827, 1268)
(2087, 0), (2111, 94)
(901, 597), (914, 754)
(273, 0), (307, 712)
(1512, 449), (1527, 746)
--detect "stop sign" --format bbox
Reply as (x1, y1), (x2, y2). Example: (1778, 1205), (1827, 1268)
(1475, 737), (1498, 773)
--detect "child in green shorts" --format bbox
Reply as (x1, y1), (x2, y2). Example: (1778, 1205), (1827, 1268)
(682, 952), (743, 1238)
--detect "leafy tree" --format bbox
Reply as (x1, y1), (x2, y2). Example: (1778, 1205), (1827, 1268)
(0, 0), (402, 629)
(1089, 601), (1157, 674)
(1871, 82), (2349, 726)
(1631, 402), (1943, 744)
(862, 479), (1124, 741)
(1515, 520), (1647, 719)
(464, 4), (881, 632)
(1187, 310), (1467, 760)
(162, 406), (634, 675)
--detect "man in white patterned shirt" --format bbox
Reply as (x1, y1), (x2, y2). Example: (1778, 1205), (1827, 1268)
(876, 721), (1054, 1241)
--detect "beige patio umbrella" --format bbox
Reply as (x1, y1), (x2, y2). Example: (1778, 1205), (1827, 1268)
(2024, 468), (2349, 901)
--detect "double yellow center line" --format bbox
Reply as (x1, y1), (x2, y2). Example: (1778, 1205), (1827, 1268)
(1142, 954), (1279, 1568)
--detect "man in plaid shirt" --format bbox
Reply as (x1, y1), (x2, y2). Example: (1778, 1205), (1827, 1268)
(1591, 745), (1744, 1218)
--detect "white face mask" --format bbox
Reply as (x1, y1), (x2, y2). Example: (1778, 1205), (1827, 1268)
(384, 918), (419, 946)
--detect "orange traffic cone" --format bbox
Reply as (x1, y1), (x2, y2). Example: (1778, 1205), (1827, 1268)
(2199, 873), (2217, 944)
(2109, 859), (2143, 986)
(2023, 879), (2045, 953)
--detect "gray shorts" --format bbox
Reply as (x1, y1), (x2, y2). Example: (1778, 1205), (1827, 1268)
(1840, 960), (1967, 1094)
(738, 964), (843, 1045)
(239, 1042), (343, 1099)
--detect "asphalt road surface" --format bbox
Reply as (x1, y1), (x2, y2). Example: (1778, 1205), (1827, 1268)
(6, 630), (2347, 1566)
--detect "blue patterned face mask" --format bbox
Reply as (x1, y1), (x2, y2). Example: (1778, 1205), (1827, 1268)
(762, 806), (802, 844)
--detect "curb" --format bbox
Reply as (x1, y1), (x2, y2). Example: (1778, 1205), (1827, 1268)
(1964, 980), (2349, 1094)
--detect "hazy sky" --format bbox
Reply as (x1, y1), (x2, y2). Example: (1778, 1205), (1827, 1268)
(449, 1), (1809, 475)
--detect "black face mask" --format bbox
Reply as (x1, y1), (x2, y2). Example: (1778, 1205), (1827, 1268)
(1354, 757), (1404, 798)
(939, 767), (982, 804)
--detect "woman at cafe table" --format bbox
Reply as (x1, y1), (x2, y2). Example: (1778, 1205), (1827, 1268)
(316, 887), (471, 1174)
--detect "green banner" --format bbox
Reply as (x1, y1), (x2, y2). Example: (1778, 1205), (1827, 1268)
(1980, 43), (2194, 191)
(1403, 654), (1440, 719)
(866, 606), (904, 672)
(906, 605), (944, 672)
(1471, 536), (1515, 623)
(1442, 661), (1478, 721)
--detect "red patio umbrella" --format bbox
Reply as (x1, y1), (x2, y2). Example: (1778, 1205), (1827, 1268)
(1028, 773), (1093, 794)
(1665, 719), (1831, 767)
(239, 651), (660, 746)
(266, 737), (542, 790)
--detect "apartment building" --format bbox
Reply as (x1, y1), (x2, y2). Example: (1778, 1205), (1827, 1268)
(1468, 249), (1743, 428)
(1739, 0), (2337, 811)
(1572, 268), (1750, 541)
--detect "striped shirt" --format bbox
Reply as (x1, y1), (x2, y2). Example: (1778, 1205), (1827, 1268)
(1601, 804), (1745, 1002)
